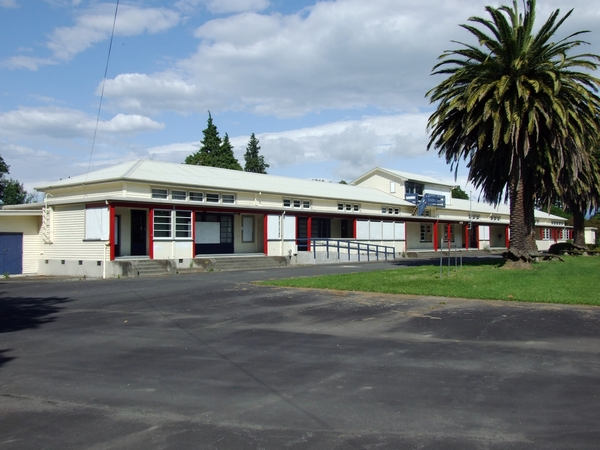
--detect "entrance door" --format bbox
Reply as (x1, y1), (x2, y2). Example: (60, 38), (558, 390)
(0, 233), (22, 275)
(195, 214), (234, 254)
(131, 210), (147, 256)
(114, 215), (121, 257)
(297, 217), (309, 251)
(469, 225), (478, 249)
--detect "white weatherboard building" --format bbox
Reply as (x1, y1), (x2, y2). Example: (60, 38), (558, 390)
(0, 160), (580, 278)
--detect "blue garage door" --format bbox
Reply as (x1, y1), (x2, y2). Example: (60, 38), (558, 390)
(0, 233), (23, 275)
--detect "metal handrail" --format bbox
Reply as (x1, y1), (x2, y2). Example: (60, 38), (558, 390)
(296, 238), (396, 262)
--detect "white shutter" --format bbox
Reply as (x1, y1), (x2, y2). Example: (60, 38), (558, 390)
(85, 207), (109, 240)
(267, 215), (281, 240)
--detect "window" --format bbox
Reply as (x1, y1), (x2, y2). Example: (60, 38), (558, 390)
(541, 228), (551, 240)
(339, 203), (356, 212)
(189, 192), (204, 202)
(561, 229), (570, 240)
(172, 190), (186, 201)
(382, 207), (387, 214)
(394, 208), (399, 215)
(206, 193), (220, 203)
(154, 210), (172, 238)
(353, 204), (360, 212)
(284, 198), (309, 208)
(175, 211), (192, 238)
(420, 224), (432, 242)
(405, 181), (424, 196)
(222, 194), (235, 204)
(152, 188), (168, 199)
(242, 216), (254, 243)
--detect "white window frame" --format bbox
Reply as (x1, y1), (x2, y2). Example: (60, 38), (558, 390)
(152, 188), (168, 199)
(171, 190), (187, 201)
(153, 210), (172, 238)
(189, 192), (204, 202)
(542, 228), (551, 240)
(175, 211), (192, 239)
(206, 193), (220, 203)
(222, 194), (235, 204)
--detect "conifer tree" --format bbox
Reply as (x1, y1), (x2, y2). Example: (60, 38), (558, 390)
(214, 133), (242, 171)
(185, 113), (242, 170)
(185, 112), (221, 167)
(243, 133), (269, 174)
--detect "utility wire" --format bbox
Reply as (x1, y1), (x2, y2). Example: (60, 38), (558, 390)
(85, 0), (120, 182)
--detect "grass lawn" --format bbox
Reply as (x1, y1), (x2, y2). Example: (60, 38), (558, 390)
(262, 256), (600, 306)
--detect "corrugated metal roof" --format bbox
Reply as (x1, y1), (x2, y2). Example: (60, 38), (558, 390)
(35, 159), (414, 206)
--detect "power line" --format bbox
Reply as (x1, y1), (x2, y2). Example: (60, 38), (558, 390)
(85, 0), (120, 182)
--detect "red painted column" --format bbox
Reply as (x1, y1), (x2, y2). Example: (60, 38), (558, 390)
(353, 218), (357, 239)
(433, 220), (439, 251)
(148, 208), (154, 260)
(505, 225), (510, 249)
(447, 223), (451, 250)
(109, 204), (116, 261)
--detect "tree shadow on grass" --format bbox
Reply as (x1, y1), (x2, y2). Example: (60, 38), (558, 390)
(0, 295), (71, 369)
(390, 256), (503, 268)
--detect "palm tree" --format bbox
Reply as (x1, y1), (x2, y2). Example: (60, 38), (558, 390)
(427, 0), (600, 264)
(561, 146), (600, 247)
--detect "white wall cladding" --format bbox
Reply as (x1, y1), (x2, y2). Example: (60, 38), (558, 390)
(42, 205), (106, 260)
(122, 182), (149, 199)
(0, 215), (42, 274)
(357, 220), (405, 241)
(46, 182), (124, 203)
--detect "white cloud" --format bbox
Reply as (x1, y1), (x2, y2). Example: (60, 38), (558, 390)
(0, 0), (18, 8)
(205, 0), (269, 14)
(100, 73), (222, 115)
(100, 0), (600, 118)
(175, 0), (269, 14)
(0, 107), (164, 139)
(2, 56), (57, 71)
(47, 4), (180, 61)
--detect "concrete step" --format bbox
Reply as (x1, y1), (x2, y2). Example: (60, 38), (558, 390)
(133, 260), (173, 277)
(193, 256), (288, 272)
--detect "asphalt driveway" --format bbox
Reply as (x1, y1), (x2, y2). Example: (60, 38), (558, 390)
(1, 261), (600, 449)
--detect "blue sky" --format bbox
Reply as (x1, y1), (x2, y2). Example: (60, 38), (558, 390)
(1, 0), (599, 197)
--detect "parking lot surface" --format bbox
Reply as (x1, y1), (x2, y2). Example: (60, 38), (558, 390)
(1, 261), (600, 449)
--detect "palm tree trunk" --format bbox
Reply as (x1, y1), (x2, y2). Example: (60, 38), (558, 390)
(572, 209), (587, 247)
(507, 163), (538, 263)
